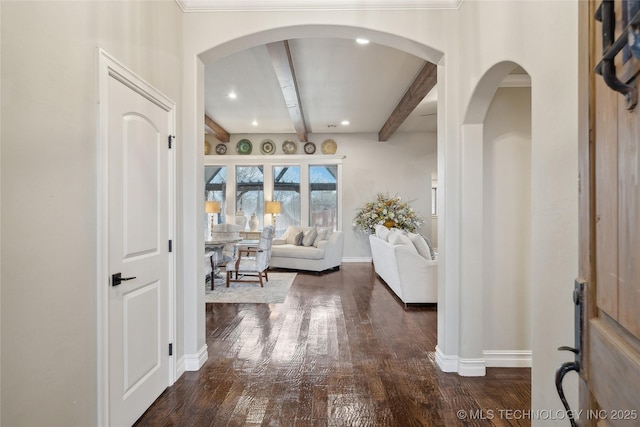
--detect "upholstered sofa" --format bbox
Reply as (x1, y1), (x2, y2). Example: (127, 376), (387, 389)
(369, 225), (438, 305)
(270, 226), (343, 272)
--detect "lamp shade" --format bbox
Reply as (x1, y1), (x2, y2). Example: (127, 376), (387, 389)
(205, 201), (221, 214)
(265, 201), (282, 214)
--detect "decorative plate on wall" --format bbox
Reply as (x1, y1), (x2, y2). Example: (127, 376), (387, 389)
(260, 139), (276, 155)
(215, 143), (227, 155)
(321, 139), (337, 154)
(236, 139), (252, 154)
(282, 140), (297, 154)
(304, 142), (316, 154)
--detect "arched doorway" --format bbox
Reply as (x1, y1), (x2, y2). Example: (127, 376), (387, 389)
(181, 24), (450, 371)
(458, 61), (533, 375)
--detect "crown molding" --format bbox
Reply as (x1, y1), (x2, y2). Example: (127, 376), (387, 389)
(175, 0), (463, 13)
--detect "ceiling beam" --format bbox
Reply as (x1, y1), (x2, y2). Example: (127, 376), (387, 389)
(266, 40), (309, 142)
(378, 61), (437, 142)
(204, 114), (230, 142)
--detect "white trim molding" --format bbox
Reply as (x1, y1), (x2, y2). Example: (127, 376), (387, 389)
(435, 345), (458, 372)
(457, 357), (486, 377)
(176, 0), (463, 12)
(483, 350), (532, 368)
(183, 345), (209, 371)
(499, 73), (531, 88)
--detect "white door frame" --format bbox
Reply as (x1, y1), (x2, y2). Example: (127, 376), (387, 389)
(96, 49), (177, 426)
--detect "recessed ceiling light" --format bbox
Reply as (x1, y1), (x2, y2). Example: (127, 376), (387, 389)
(356, 38), (370, 45)
(228, 91), (237, 99)
(341, 120), (350, 126)
(251, 120), (258, 126)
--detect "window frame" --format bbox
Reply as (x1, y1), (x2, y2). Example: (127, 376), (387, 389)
(204, 154), (344, 231)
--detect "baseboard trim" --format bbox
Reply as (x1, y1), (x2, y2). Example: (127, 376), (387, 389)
(175, 355), (186, 379)
(435, 345), (458, 372)
(183, 345), (208, 371)
(342, 257), (372, 263)
(458, 357), (486, 377)
(483, 350), (532, 368)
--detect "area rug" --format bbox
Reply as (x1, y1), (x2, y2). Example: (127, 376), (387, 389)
(205, 272), (297, 304)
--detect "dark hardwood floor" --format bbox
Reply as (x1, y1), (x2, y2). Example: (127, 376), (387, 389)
(135, 263), (530, 426)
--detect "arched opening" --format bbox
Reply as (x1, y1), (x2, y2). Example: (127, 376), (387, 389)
(459, 61), (532, 374)
(184, 26), (448, 369)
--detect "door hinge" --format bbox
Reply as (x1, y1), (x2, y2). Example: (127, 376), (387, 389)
(168, 240), (173, 253)
(169, 343), (173, 356)
(168, 135), (175, 149)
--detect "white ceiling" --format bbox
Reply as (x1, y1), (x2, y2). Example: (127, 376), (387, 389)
(204, 38), (439, 137)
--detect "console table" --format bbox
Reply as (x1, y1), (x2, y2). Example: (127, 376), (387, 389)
(239, 230), (262, 240)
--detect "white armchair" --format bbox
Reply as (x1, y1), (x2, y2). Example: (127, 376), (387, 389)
(225, 226), (274, 287)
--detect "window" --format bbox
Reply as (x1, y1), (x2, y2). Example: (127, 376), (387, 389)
(273, 166), (300, 236)
(236, 166), (264, 229)
(432, 187), (437, 216)
(309, 165), (337, 230)
(204, 156), (343, 234)
(205, 165), (226, 223)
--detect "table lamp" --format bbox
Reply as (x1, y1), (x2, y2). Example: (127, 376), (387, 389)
(265, 201), (282, 226)
(205, 201), (221, 237)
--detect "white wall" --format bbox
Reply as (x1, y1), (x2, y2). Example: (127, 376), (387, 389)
(457, 1), (579, 422)
(0, 2), (183, 425)
(483, 87), (532, 364)
(204, 131), (438, 261)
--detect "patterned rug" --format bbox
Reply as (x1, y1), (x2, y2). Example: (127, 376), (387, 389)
(205, 272), (297, 303)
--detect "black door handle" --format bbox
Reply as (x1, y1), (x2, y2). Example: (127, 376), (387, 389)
(555, 357), (579, 427)
(112, 272), (136, 286)
(555, 280), (584, 427)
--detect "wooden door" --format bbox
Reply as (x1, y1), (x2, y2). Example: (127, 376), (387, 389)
(107, 70), (173, 426)
(579, 1), (640, 425)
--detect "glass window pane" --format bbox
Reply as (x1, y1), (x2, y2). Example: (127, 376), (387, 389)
(236, 165), (264, 230)
(273, 166), (300, 237)
(432, 187), (437, 216)
(309, 165), (337, 230)
(205, 165), (226, 223)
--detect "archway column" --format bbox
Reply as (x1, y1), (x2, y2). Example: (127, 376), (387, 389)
(181, 56), (208, 371)
(458, 123), (486, 376)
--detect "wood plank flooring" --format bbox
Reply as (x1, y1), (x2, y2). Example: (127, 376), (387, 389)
(135, 263), (530, 426)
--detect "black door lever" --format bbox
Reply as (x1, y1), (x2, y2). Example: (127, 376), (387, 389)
(112, 272), (136, 286)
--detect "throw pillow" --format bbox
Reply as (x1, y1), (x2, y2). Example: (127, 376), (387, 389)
(419, 233), (436, 260)
(313, 228), (329, 247)
(318, 227), (333, 240)
(302, 228), (318, 246)
(294, 231), (304, 246)
(284, 226), (302, 244)
(408, 232), (431, 260)
(375, 224), (391, 241)
(388, 230), (418, 254)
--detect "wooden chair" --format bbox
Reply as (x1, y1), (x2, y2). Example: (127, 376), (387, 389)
(225, 226), (274, 287)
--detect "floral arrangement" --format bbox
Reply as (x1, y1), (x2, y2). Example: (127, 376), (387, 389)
(353, 193), (424, 234)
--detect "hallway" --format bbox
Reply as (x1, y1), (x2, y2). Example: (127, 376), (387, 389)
(135, 263), (530, 426)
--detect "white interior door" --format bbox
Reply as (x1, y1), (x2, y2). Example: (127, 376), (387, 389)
(107, 71), (173, 426)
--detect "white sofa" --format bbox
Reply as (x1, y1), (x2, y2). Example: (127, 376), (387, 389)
(270, 226), (343, 272)
(369, 226), (437, 305)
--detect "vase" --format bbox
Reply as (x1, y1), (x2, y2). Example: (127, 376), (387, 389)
(235, 210), (247, 230)
(249, 213), (259, 232)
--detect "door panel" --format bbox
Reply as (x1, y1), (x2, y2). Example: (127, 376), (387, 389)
(594, 68), (618, 319)
(108, 74), (171, 426)
(123, 282), (161, 396)
(123, 116), (160, 258)
(583, 1), (640, 425)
